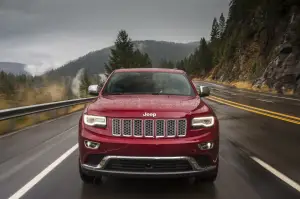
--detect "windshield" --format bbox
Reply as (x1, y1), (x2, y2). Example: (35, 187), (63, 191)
(102, 72), (196, 96)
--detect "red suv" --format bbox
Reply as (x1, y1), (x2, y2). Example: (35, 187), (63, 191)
(78, 68), (219, 184)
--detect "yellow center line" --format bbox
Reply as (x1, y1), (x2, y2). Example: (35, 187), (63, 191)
(206, 96), (300, 125)
(208, 95), (300, 121)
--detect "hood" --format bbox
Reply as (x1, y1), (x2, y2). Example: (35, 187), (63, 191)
(87, 95), (207, 118)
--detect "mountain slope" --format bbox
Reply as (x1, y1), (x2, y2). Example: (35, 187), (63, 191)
(45, 40), (199, 78)
(0, 62), (30, 75)
(209, 0), (300, 94)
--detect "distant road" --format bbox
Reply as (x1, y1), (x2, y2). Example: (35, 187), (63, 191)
(0, 81), (299, 199)
(194, 80), (300, 118)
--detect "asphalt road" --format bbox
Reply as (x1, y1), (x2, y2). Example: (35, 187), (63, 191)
(1, 82), (300, 199)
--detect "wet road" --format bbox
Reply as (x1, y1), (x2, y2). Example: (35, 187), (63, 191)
(1, 84), (300, 199)
(195, 80), (300, 117)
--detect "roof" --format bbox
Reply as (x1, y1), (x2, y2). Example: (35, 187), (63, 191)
(114, 68), (185, 74)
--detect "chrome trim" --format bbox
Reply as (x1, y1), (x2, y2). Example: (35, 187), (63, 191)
(155, 120), (165, 138)
(111, 118), (187, 138)
(166, 120), (176, 137)
(81, 156), (214, 171)
(133, 119), (143, 137)
(112, 119), (121, 136)
(122, 119), (132, 137)
(144, 120), (154, 138)
(177, 119), (187, 137)
(83, 169), (216, 177)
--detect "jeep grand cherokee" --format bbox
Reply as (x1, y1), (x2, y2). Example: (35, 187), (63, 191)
(78, 68), (219, 184)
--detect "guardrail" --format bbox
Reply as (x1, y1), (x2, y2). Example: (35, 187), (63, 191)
(0, 97), (97, 122)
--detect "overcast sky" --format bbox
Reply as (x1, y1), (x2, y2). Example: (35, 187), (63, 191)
(0, 0), (229, 75)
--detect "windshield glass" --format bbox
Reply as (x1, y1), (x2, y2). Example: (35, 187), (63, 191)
(102, 72), (195, 96)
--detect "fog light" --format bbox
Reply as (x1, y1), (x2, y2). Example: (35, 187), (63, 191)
(84, 140), (100, 149)
(198, 142), (214, 150)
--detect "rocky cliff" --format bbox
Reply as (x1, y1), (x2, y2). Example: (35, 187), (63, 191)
(211, 1), (300, 95)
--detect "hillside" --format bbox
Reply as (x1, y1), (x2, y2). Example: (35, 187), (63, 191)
(45, 40), (199, 79)
(176, 0), (300, 95)
(209, 0), (300, 94)
(0, 62), (30, 75)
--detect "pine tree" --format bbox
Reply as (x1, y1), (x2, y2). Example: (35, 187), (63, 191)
(104, 30), (135, 76)
(132, 49), (152, 68)
(218, 13), (226, 38)
(210, 18), (220, 41)
(159, 59), (173, 68)
(198, 38), (213, 74)
(104, 30), (152, 77)
(175, 60), (185, 71)
(228, 0), (237, 22)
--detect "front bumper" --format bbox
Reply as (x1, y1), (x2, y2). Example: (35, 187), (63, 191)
(80, 155), (218, 178)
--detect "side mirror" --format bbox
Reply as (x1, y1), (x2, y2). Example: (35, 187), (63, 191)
(88, 85), (99, 96)
(198, 86), (210, 97)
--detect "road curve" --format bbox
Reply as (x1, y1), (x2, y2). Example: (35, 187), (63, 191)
(0, 84), (300, 199)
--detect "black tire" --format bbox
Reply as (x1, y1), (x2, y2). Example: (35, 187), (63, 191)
(79, 159), (100, 184)
(194, 164), (218, 184)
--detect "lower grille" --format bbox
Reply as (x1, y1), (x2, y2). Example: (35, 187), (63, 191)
(193, 155), (212, 167)
(105, 159), (193, 172)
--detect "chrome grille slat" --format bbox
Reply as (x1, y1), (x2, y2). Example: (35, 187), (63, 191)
(166, 120), (176, 137)
(123, 119), (132, 137)
(156, 120), (165, 137)
(111, 118), (187, 138)
(144, 120), (154, 137)
(178, 120), (187, 137)
(133, 120), (143, 137)
(112, 119), (122, 136)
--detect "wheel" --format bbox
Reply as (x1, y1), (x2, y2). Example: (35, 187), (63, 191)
(194, 163), (218, 184)
(79, 159), (101, 184)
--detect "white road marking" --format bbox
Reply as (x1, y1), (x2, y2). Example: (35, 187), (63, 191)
(251, 156), (300, 192)
(257, 99), (274, 103)
(8, 144), (78, 199)
(0, 126), (77, 181)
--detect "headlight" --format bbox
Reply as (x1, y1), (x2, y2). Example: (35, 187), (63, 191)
(191, 116), (214, 128)
(83, 114), (106, 127)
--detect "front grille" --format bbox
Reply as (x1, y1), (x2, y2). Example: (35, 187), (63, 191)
(105, 159), (193, 172)
(111, 118), (187, 138)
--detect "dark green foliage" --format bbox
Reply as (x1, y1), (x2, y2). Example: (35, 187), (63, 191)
(174, 38), (214, 77)
(159, 59), (175, 69)
(219, 13), (226, 38)
(104, 30), (152, 77)
(199, 38), (213, 74)
(0, 71), (41, 98)
(210, 18), (220, 41)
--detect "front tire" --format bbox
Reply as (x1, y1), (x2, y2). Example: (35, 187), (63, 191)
(79, 159), (100, 184)
(194, 163), (218, 184)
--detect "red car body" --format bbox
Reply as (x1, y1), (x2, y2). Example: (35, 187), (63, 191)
(78, 68), (219, 183)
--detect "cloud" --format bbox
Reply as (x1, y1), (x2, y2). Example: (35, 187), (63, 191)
(0, 0), (229, 75)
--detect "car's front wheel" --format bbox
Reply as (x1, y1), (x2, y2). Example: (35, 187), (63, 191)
(194, 163), (218, 184)
(79, 159), (100, 184)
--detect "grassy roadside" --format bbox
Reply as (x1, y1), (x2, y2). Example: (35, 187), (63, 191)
(0, 104), (87, 136)
(0, 83), (89, 136)
(193, 77), (296, 96)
